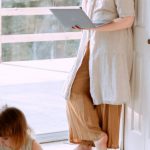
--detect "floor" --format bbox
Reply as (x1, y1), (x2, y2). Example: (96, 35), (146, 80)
(41, 141), (119, 150)
(41, 141), (76, 150)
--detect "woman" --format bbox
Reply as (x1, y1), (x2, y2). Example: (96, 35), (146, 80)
(0, 106), (42, 150)
(63, 0), (135, 150)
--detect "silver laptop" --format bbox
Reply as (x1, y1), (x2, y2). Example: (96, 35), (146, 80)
(49, 7), (96, 29)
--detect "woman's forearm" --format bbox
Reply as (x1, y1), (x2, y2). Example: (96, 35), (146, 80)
(94, 16), (135, 32)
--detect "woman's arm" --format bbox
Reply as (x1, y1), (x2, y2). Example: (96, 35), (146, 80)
(95, 16), (135, 32)
(32, 140), (43, 150)
(74, 16), (134, 31)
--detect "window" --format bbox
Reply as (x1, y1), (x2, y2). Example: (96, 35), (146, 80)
(0, 0), (81, 142)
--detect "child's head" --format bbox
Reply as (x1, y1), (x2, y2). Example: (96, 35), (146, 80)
(0, 106), (30, 150)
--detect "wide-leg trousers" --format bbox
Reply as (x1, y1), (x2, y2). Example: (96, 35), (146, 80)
(66, 42), (122, 149)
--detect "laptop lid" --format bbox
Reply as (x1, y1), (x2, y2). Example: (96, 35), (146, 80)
(50, 7), (96, 29)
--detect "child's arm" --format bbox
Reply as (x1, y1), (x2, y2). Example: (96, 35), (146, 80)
(0, 138), (5, 147)
(32, 140), (43, 150)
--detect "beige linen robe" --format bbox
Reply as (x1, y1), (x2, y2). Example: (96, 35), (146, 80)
(63, 0), (135, 105)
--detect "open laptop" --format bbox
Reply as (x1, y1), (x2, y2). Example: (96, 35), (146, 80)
(49, 7), (111, 29)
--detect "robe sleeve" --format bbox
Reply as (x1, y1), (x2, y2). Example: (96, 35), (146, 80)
(115, 0), (135, 17)
(81, 0), (87, 12)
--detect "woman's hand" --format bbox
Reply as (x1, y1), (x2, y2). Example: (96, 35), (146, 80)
(72, 25), (96, 31)
(72, 25), (83, 30)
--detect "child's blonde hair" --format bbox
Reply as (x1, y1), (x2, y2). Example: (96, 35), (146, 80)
(0, 106), (30, 150)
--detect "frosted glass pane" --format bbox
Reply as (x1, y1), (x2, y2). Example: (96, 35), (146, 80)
(2, 40), (79, 62)
(2, 0), (81, 8)
(2, 15), (77, 35)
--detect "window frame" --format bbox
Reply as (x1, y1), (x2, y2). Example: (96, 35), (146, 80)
(0, 1), (81, 142)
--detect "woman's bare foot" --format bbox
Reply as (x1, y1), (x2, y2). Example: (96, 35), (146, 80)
(94, 132), (108, 150)
(74, 144), (92, 150)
